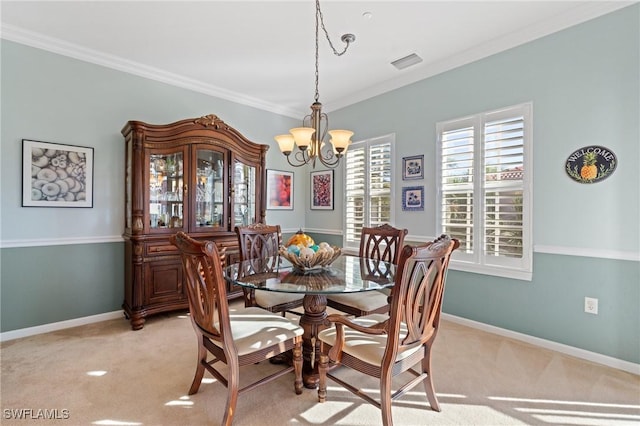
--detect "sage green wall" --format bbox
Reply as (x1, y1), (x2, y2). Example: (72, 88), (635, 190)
(0, 243), (123, 331)
(443, 255), (639, 364)
(311, 5), (640, 363)
(0, 39), (302, 332)
(1, 6), (638, 367)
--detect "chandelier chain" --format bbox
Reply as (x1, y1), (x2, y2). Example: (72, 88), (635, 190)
(314, 0), (352, 102)
(275, 0), (354, 169)
(316, 0), (351, 57)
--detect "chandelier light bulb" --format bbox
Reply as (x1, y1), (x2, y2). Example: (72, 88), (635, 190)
(290, 127), (316, 150)
(328, 130), (353, 154)
(275, 134), (295, 155)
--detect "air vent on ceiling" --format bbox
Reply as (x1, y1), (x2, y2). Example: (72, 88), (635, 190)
(391, 53), (423, 70)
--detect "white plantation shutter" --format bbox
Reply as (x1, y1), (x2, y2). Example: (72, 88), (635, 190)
(437, 104), (532, 280)
(483, 114), (524, 261)
(440, 122), (475, 255)
(345, 145), (365, 243)
(344, 135), (394, 249)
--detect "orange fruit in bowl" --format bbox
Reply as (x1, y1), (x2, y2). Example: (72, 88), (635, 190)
(286, 229), (314, 247)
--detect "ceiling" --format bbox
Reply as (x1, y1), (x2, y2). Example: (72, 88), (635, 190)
(1, 1), (634, 118)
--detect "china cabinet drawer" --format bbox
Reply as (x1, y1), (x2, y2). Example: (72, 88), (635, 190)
(145, 242), (179, 256)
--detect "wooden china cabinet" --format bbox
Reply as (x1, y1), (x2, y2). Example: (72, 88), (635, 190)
(122, 114), (268, 330)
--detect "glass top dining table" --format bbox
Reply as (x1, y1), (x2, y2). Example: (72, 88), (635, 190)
(224, 254), (396, 295)
(224, 254), (396, 389)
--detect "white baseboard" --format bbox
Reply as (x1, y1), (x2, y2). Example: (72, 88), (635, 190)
(2, 309), (637, 376)
(0, 311), (125, 342)
(442, 313), (640, 376)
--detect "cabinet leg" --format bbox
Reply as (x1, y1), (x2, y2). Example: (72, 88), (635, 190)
(129, 314), (145, 330)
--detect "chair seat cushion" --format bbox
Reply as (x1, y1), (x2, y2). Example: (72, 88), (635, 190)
(215, 307), (303, 356)
(317, 313), (421, 366)
(255, 291), (303, 309)
(327, 290), (389, 312)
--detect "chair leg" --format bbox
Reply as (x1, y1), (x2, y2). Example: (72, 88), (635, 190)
(380, 372), (394, 426)
(188, 336), (207, 395)
(317, 353), (328, 402)
(222, 358), (240, 426)
(293, 342), (303, 395)
(422, 347), (441, 412)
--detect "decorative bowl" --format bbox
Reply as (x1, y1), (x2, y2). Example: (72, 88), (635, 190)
(279, 245), (341, 273)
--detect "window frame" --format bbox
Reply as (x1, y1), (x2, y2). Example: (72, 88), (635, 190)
(436, 103), (533, 281)
(343, 134), (395, 251)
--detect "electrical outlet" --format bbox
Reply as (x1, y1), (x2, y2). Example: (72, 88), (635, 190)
(585, 297), (598, 315)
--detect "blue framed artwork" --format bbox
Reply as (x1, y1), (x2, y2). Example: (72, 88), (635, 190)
(402, 154), (424, 180)
(402, 186), (424, 211)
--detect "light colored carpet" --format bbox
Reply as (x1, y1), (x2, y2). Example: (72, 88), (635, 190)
(1, 301), (639, 426)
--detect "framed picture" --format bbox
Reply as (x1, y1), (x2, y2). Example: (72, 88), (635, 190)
(310, 170), (334, 210)
(402, 186), (424, 211)
(266, 169), (294, 210)
(402, 154), (424, 180)
(22, 139), (94, 208)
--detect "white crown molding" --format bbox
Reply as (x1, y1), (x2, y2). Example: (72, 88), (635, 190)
(442, 313), (640, 376)
(325, 1), (636, 113)
(3, 2), (634, 117)
(0, 24), (301, 119)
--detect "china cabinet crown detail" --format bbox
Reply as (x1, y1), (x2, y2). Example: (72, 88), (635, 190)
(122, 115), (268, 330)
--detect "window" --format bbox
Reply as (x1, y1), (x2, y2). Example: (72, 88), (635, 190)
(344, 134), (394, 250)
(436, 103), (532, 280)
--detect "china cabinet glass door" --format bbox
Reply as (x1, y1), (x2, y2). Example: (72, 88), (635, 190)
(149, 151), (184, 230)
(233, 160), (257, 227)
(194, 148), (226, 230)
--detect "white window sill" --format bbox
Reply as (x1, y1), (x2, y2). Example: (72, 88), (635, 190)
(449, 260), (532, 281)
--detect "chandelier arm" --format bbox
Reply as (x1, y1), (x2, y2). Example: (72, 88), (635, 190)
(295, 149), (311, 164)
(318, 150), (341, 169)
(320, 112), (328, 142)
(285, 155), (305, 168)
(285, 149), (311, 168)
(316, 0), (353, 57)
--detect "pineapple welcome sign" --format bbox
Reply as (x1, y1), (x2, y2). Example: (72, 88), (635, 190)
(565, 145), (617, 184)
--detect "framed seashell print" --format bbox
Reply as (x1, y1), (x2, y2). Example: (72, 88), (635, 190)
(22, 139), (94, 208)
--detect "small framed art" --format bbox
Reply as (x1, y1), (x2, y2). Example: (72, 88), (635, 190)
(22, 139), (94, 208)
(311, 170), (334, 210)
(266, 169), (294, 210)
(402, 154), (424, 180)
(402, 186), (424, 211)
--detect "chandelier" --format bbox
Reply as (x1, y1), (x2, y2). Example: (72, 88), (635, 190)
(275, 0), (355, 169)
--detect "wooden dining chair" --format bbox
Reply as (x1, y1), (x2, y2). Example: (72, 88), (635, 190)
(170, 232), (303, 426)
(235, 223), (304, 316)
(327, 223), (408, 316)
(317, 235), (459, 426)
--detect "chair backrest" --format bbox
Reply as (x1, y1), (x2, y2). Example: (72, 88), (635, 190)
(359, 224), (408, 265)
(384, 234), (459, 363)
(170, 232), (230, 340)
(235, 223), (282, 272)
(236, 223), (281, 260)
